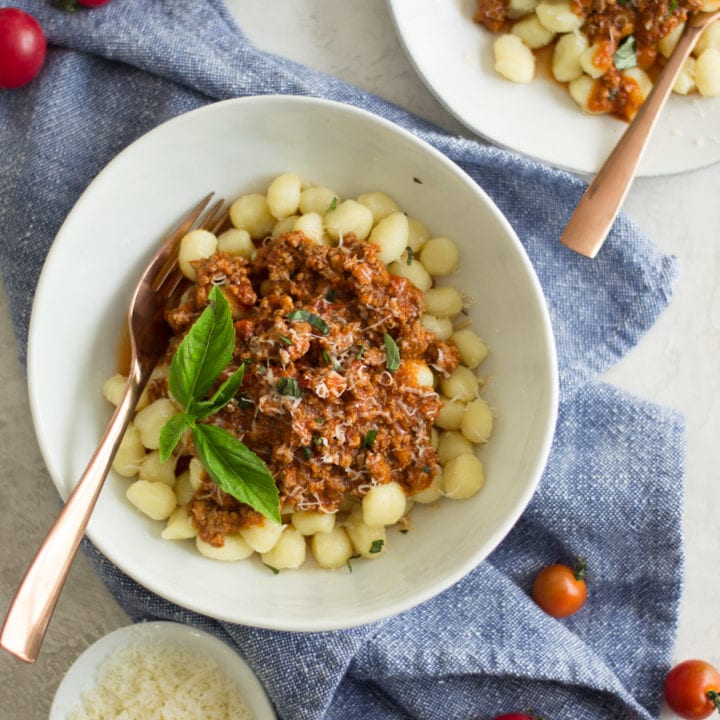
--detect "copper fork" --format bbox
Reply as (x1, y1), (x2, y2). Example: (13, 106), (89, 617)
(0, 193), (226, 663)
(561, 9), (720, 258)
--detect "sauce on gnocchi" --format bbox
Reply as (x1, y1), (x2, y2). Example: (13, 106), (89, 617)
(105, 174), (495, 570)
(474, 0), (720, 120)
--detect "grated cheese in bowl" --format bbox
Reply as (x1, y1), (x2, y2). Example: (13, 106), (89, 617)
(51, 623), (271, 720)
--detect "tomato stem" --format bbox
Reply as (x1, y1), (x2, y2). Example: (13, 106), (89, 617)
(51, 0), (79, 11)
(707, 690), (720, 714)
(573, 557), (587, 582)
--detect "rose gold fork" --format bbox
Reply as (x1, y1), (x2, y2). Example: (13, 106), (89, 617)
(561, 10), (720, 258)
(0, 193), (227, 663)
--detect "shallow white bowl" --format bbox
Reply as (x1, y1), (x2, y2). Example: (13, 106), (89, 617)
(28, 95), (558, 631)
(49, 622), (275, 719)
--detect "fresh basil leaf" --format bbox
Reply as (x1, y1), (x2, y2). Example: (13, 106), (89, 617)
(383, 333), (400, 372)
(276, 377), (301, 397)
(327, 196), (338, 212)
(614, 35), (637, 70)
(191, 364), (246, 420)
(158, 413), (191, 463)
(364, 429), (378, 449)
(286, 309), (329, 335)
(192, 423), (280, 523)
(169, 286), (234, 407)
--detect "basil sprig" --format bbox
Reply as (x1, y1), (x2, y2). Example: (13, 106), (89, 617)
(159, 286), (280, 523)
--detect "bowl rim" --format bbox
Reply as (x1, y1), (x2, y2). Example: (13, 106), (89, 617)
(27, 94), (559, 630)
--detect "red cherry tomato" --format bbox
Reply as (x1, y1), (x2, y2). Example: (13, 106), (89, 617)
(492, 715), (535, 720)
(664, 659), (720, 719)
(531, 558), (587, 618)
(0, 8), (47, 89)
(77, 0), (113, 6)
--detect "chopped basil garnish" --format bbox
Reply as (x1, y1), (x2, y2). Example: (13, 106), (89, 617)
(364, 430), (378, 449)
(327, 196), (338, 212)
(614, 35), (637, 70)
(287, 309), (329, 335)
(405, 246), (414, 266)
(369, 539), (384, 554)
(276, 377), (301, 397)
(302, 446), (312, 460)
(383, 333), (400, 372)
(158, 286), (280, 524)
(356, 344), (366, 359)
(279, 335), (293, 345)
(322, 349), (332, 366)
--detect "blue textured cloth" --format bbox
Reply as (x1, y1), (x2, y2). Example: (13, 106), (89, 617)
(0, 2), (685, 719)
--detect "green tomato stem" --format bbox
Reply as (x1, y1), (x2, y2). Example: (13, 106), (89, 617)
(573, 557), (587, 582)
(707, 690), (720, 714)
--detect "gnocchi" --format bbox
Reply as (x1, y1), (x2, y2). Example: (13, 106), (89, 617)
(107, 172), (497, 571)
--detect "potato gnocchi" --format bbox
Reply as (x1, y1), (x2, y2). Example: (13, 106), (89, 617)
(475, 0), (720, 120)
(106, 174), (496, 571)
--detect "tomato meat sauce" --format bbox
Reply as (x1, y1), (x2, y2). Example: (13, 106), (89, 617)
(155, 231), (459, 547)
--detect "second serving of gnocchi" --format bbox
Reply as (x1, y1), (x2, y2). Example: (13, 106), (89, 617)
(104, 173), (494, 571)
(476, 0), (720, 120)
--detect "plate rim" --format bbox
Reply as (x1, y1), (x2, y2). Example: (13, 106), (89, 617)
(385, 0), (720, 177)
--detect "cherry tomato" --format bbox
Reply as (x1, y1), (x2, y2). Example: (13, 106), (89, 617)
(492, 715), (535, 720)
(664, 659), (720, 719)
(77, 0), (113, 6)
(0, 8), (47, 89)
(531, 558), (587, 618)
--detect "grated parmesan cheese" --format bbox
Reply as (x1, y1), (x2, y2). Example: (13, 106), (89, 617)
(68, 637), (253, 720)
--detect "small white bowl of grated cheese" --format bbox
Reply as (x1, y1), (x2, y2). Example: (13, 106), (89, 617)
(50, 621), (275, 720)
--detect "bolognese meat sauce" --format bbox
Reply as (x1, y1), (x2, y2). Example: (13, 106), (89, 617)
(157, 231), (459, 547)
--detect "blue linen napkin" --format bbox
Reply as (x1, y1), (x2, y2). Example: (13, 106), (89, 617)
(0, 1), (685, 719)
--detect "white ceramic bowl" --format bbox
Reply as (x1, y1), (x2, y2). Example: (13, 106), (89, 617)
(28, 96), (558, 631)
(49, 622), (275, 719)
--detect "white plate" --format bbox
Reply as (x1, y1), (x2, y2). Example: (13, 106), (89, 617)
(50, 621), (275, 719)
(28, 95), (557, 631)
(387, 0), (720, 176)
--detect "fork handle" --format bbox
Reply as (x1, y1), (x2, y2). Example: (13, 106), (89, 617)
(560, 21), (705, 258)
(0, 368), (147, 663)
